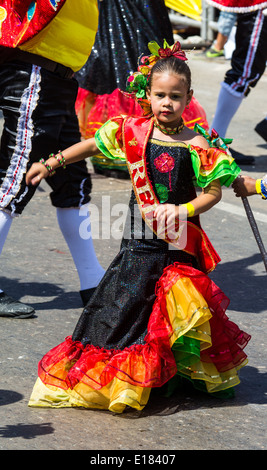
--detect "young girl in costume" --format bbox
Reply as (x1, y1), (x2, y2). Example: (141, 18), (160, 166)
(26, 41), (250, 413)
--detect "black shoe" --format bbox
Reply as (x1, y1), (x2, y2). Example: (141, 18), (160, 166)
(229, 148), (255, 165)
(255, 119), (267, 142)
(80, 287), (97, 307)
(0, 292), (35, 318)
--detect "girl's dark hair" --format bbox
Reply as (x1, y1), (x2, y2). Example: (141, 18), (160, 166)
(148, 56), (191, 92)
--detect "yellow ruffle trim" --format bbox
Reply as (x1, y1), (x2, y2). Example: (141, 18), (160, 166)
(166, 276), (248, 392)
(28, 377), (151, 414)
(166, 276), (212, 348)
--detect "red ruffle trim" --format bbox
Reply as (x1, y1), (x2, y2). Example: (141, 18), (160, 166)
(75, 88), (143, 139)
(38, 264), (250, 391)
(205, 0), (267, 12)
(153, 264), (251, 372)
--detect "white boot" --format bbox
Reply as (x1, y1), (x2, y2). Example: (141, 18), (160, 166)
(210, 84), (243, 138)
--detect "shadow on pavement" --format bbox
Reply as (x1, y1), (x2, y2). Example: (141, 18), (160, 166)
(0, 277), (81, 311)
(117, 365), (266, 419)
(210, 253), (266, 314)
(0, 421), (54, 440)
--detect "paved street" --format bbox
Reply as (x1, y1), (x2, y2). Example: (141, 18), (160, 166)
(0, 53), (266, 451)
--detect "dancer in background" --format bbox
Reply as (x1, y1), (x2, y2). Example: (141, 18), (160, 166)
(0, 0), (105, 318)
(26, 41), (250, 413)
(206, 10), (236, 58)
(206, 0), (267, 164)
(75, 0), (209, 178)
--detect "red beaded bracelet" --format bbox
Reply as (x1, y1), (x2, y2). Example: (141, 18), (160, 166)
(49, 151), (66, 169)
(39, 158), (55, 176)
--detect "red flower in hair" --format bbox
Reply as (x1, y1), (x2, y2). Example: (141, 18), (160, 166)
(158, 41), (188, 61)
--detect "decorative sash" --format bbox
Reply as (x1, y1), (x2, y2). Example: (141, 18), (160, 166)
(122, 117), (220, 274)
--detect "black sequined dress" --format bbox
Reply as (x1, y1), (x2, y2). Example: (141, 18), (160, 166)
(75, 0), (173, 94)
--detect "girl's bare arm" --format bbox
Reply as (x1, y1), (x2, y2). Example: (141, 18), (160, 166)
(26, 137), (99, 186)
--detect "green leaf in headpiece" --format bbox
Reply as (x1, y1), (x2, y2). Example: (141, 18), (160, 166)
(136, 89), (146, 99)
(148, 41), (160, 56)
(163, 39), (171, 49)
(135, 74), (147, 87)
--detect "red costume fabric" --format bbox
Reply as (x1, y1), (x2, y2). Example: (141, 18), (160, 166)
(205, 0), (267, 12)
(0, 0), (67, 47)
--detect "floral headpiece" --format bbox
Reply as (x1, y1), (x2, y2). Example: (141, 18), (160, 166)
(126, 40), (188, 116)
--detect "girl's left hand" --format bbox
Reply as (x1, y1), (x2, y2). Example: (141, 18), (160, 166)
(154, 203), (181, 228)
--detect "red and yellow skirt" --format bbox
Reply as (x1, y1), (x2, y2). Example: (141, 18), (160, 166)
(29, 264), (250, 413)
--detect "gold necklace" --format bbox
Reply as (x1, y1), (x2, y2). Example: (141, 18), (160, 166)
(153, 117), (184, 135)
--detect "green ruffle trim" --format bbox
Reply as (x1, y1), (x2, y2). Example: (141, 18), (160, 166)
(161, 336), (235, 399)
(189, 146), (241, 188)
(95, 120), (126, 161)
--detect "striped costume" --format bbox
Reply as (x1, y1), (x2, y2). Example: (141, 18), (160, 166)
(0, 0), (98, 215)
(206, 0), (267, 97)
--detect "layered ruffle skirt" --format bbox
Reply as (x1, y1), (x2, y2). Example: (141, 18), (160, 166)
(29, 263), (250, 413)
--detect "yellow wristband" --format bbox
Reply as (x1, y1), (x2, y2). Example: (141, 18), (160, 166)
(181, 202), (195, 217)
(255, 179), (262, 194)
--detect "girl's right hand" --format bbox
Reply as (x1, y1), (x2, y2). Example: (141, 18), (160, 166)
(25, 162), (49, 186)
